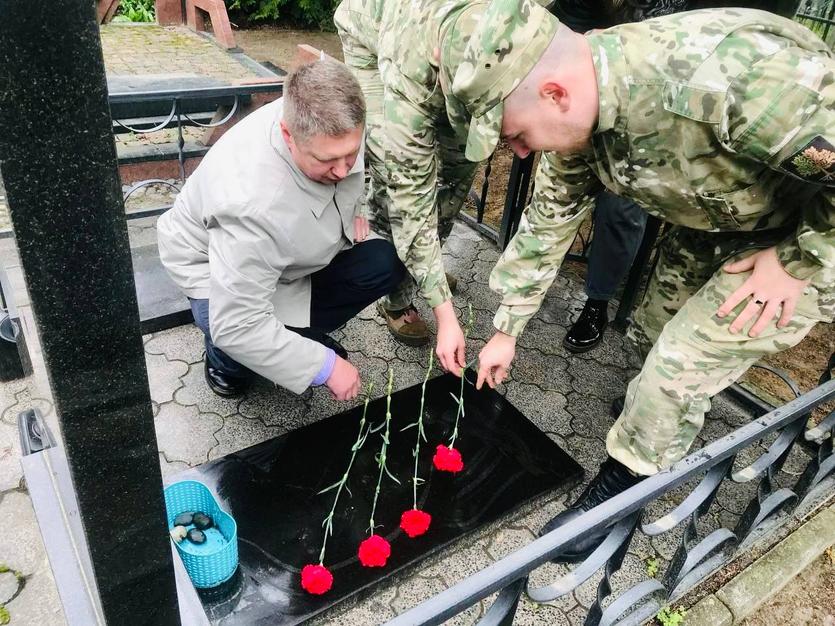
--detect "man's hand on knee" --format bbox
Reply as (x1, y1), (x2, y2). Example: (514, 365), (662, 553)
(717, 246), (810, 337)
(353, 215), (370, 242)
(326, 356), (361, 400)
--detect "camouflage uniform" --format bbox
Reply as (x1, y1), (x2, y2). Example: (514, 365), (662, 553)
(334, 0), (486, 310)
(455, 4), (835, 475)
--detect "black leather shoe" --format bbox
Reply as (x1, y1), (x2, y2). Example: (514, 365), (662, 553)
(540, 457), (645, 562)
(204, 356), (249, 398)
(286, 327), (349, 360)
(563, 298), (609, 353)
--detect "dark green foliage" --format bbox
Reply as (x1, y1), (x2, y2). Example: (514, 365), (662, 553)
(113, 0), (156, 23)
(225, 0), (339, 29)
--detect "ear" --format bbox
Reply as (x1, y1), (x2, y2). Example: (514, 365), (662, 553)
(541, 81), (569, 112)
(279, 119), (294, 146)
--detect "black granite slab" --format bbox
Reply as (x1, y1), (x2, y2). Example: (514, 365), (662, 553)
(171, 371), (583, 624)
(132, 244), (193, 333)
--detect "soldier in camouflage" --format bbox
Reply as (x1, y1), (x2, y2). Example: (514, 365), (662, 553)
(457, 0), (835, 560)
(333, 0), (486, 367)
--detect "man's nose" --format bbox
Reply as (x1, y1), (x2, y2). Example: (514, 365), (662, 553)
(510, 140), (530, 159)
(332, 159), (350, 179)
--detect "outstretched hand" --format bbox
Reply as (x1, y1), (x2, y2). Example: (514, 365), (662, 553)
(434, 301), (466, 376)
(717, 247), (810, 337)
(476, 332), (516, 390)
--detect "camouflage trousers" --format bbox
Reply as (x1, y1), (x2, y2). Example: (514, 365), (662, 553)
(336, 17), (478, 311)
(609, 226), (835, 476)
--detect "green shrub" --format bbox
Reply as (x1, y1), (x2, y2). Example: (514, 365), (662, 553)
(225, 0), (339, 29)
(113, 0), (156, 23)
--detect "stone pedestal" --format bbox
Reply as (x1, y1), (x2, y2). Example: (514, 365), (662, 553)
(0, 1), (180, 622)
(155, 0), (185, 25)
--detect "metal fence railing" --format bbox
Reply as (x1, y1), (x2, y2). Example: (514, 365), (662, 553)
(795, 0), (835, 46)
(110, 82), (283, 221)
(384, 362), (835, 626)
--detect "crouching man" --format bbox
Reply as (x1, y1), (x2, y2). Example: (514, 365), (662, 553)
(157, 59), (406, 400)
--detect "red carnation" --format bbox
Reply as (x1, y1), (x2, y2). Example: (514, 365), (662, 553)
(300, 564), (333, 595)
(358, 534), (391, 567)
(433, 444), (464, 473)
(400, 509), (432, 538)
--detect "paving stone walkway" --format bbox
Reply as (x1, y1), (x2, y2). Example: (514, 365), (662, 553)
(100, 24), (264, 82)
(2, 218), (822, 625)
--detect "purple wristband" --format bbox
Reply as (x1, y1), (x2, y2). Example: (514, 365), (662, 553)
(311, 348), (336, 386)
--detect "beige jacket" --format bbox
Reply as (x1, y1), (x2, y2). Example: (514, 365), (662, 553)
(157, 98), (364, 393)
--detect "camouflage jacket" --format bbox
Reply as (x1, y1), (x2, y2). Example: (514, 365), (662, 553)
(491, 9), (835, 336)
(336, 0), (485, 308)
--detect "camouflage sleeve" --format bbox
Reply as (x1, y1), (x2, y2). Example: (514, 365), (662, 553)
(727, 47), (835, 281)
(490, 151), (601, 336)
(382, 76), (452, 309)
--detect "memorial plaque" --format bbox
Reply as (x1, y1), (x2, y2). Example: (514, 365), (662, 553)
(171, 371), (583, 624)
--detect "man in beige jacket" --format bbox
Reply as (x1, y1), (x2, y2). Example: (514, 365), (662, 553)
(157, 59), (405, 400)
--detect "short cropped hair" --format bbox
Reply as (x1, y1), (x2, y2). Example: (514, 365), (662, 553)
(282, 58), (366, 140)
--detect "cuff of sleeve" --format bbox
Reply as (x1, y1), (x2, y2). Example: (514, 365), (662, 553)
(492, 304), (537, 337)
(775, 240), (822, 281)
(310, 348), (336, 386)
(423, 283), (453, 309)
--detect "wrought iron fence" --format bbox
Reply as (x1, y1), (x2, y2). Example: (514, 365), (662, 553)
(795, 0), (835, 45)
(462, 153), (539, 250)
(384, 362), (835, 626)
(110, 83), (283, 220)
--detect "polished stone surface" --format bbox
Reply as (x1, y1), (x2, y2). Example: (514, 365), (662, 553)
(132, 243), (193, 333)
(171, 372), (583, 624)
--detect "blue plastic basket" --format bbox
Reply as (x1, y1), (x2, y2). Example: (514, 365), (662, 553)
(164, 480), (238, 588)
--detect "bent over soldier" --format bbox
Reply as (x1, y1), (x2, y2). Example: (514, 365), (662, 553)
(333, 0), (489, 371)
(460, 0), (835, 561)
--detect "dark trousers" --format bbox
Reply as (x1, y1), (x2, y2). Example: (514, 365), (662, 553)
(191, 238), (406, 378)
(586, 191), (649, 301)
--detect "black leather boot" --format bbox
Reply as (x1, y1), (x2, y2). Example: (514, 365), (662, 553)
(563, 298), (608, 353)
(540, 457), (645, 562)
(204, 355), (250, 398)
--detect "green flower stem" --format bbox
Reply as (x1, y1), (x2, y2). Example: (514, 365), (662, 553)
(369, 368), (398, 534)
(449, 304), (474, 448)
(318, 382), (374, 564)
(412, 350), (433, 508)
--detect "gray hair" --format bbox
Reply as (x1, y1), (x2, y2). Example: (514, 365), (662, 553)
(282, 58), (366, 140)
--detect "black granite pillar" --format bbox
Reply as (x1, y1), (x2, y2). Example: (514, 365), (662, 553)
(0, 2), (179, 624)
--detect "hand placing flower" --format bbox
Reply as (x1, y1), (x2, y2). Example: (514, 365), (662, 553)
(433, 305), (473, 475)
